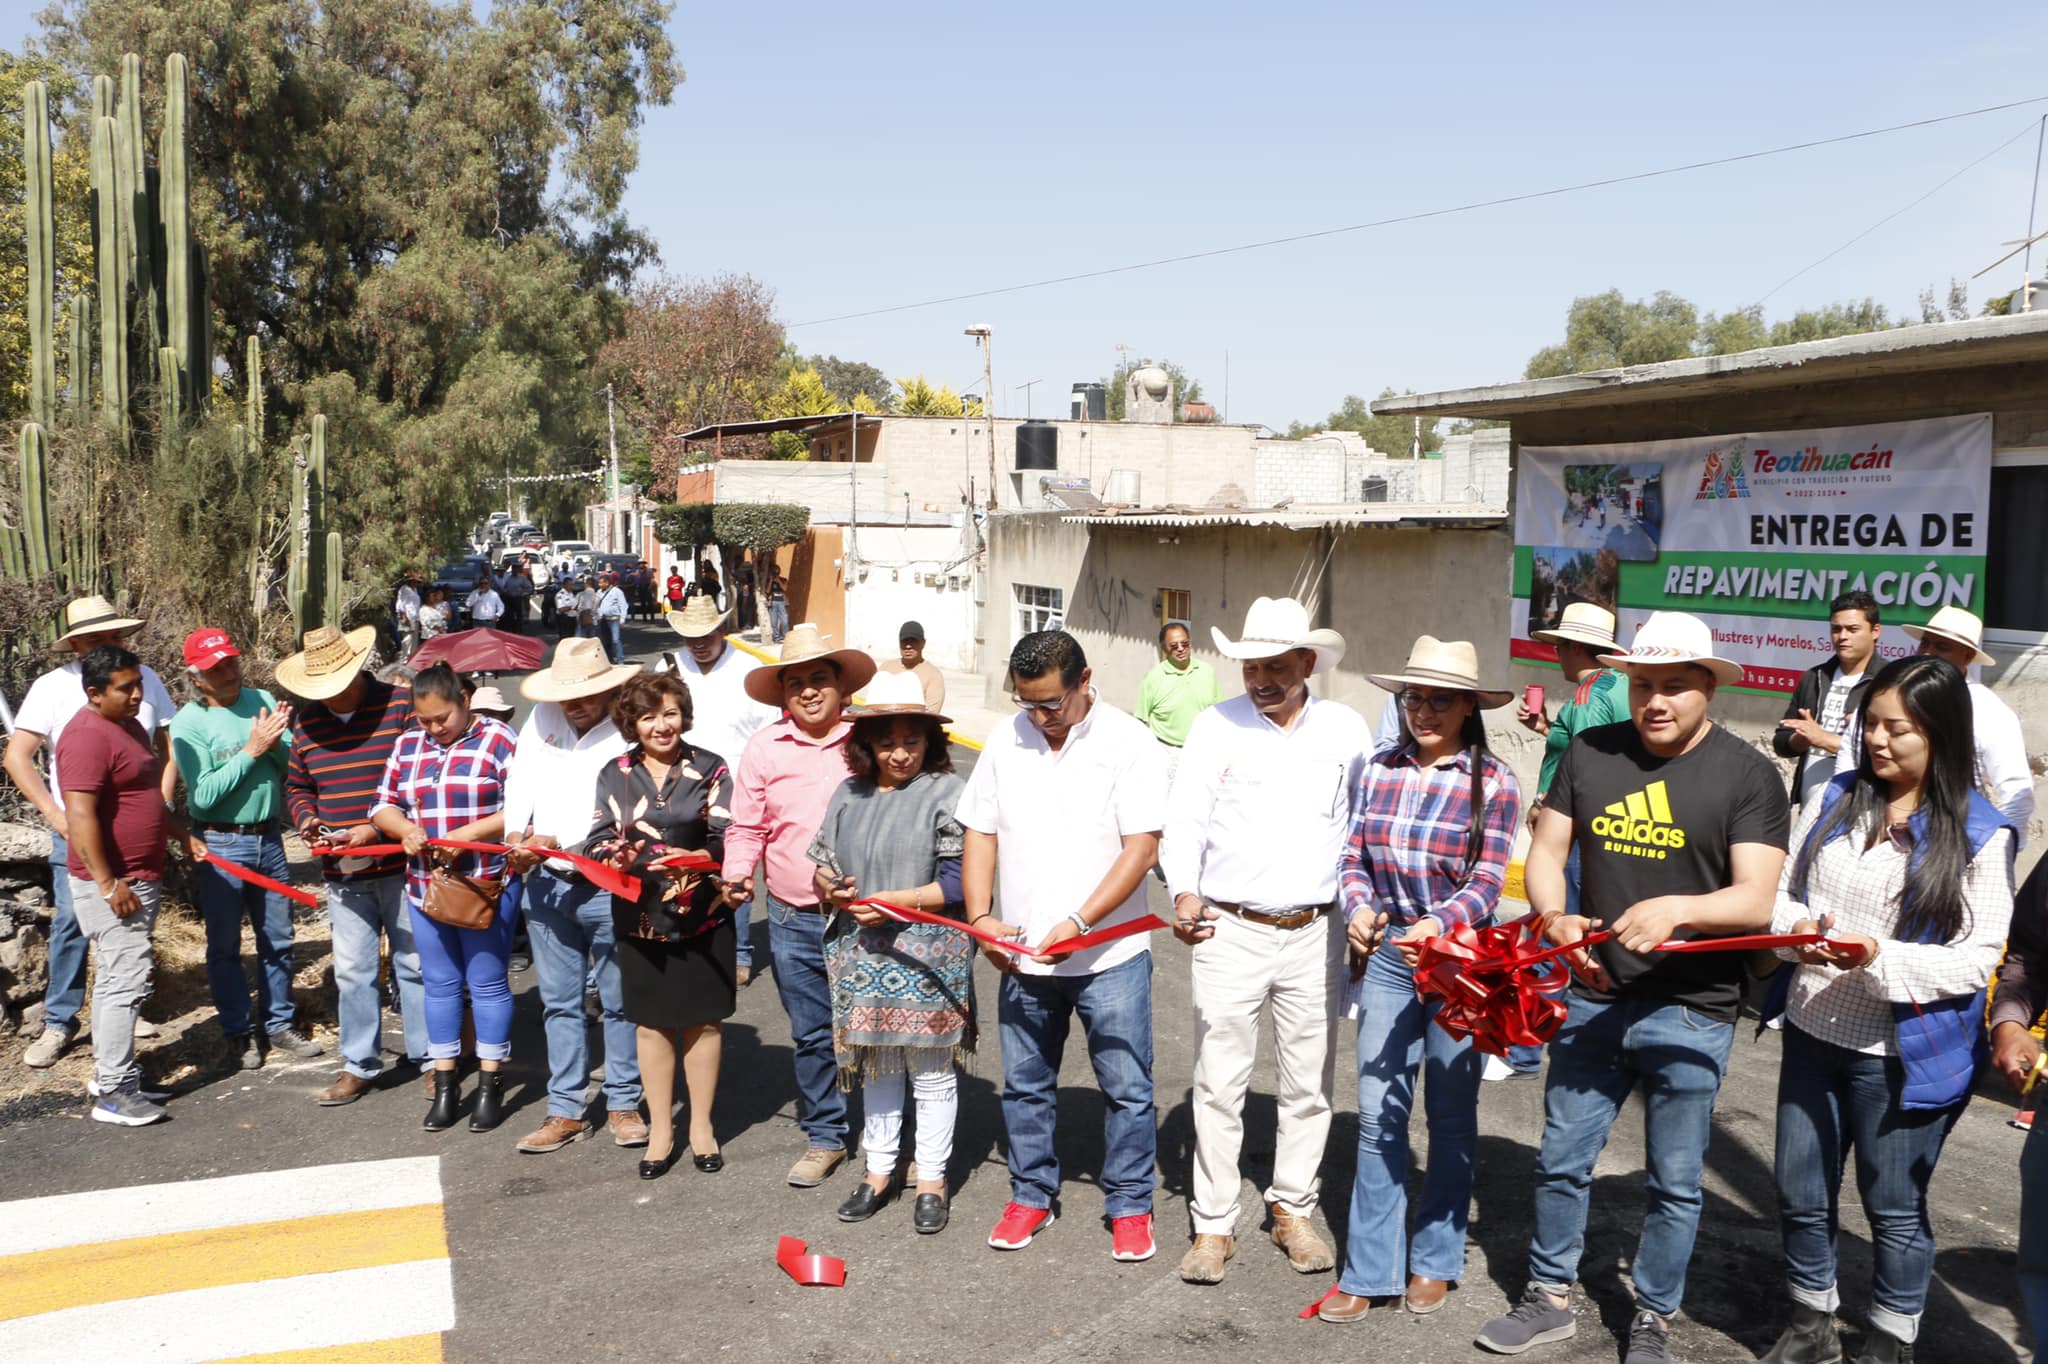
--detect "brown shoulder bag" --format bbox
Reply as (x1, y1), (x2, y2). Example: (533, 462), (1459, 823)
(422, 867), (504, 930)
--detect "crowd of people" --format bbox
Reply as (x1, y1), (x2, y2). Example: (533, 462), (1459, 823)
(10, 578), (2048, 1363)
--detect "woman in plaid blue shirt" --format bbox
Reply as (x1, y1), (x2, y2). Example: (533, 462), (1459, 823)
(1317, 636), (1521, 1325)
(373, 664), (521, 1133)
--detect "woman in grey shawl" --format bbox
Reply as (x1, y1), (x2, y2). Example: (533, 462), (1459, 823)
(809, 670), (971, 1235)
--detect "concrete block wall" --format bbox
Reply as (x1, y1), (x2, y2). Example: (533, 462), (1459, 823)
(711, 461), (886, 525)
(1253, 439), (1348, 505)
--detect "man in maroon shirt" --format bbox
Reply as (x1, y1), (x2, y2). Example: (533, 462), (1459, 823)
(57, 646), (185, 1127)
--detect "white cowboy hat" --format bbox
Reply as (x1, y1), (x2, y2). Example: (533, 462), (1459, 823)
(519, 636), (642, 703)
(54, 594), (144, 645)
(1598, 610), (1743, 685)
(743, 623), (880, 706)
(851, 668), (952, 725)
(275, 624), (380, 702)
(1532, 601), (1618, 651)
(1209, 596), (1346, 675)
(665, 596), (729, 640)
(469, 685), (516, 718)
(1368, 635), (1514, 708)
(1901, 605), (1995, 667)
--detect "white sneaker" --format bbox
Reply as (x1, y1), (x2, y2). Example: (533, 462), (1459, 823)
(1764, 1014), (1786, 1031)
(1481, 1053), (1518, 1083)
(23, 1023), (77, 1069)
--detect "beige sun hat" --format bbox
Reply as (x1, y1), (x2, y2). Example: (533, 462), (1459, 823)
(54, 594), (145, 646)
(1901, 605), (1995, 666)
(1597, 610), (1744, 685)
(469, 685), (516, 718)
(1532, 601), (1618, 651)
(1368, 635), (1515, 708)
(275, 624), (379, 701)
(666, 595), (729, 640)
(1209, 596), (1346, 675)
(743, 622), (879, 706)
(852, 668), (952, 725)
(519, 636), (642, 703)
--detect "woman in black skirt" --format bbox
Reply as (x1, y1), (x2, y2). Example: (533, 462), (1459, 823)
(580, 671), (735, 1179)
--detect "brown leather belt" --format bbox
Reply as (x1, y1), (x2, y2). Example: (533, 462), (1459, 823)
(1210, 901), (1328, 931)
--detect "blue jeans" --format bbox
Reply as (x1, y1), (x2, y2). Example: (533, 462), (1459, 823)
(194, 830), (298, 1038)
(41, 835), (85, 1028)
(327, 874), (425, 1078)
(599, 618), (624, 664)
(997, 953), (1157, 1217)
(769, 601), (789, 642)
(525, 871), (640, 1119)
(768, 896), (848, 1148)
(409, 897), (514, 1060)
(2021, 1114), (2048, 1362)
(1340, 939), (1481, 1295)
(1528, 992), (1736, 1317)
(1776, 1022), (1962, 1344)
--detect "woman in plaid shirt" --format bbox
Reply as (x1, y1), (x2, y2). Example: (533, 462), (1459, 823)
(372, 664), (521, 1133)
(1318, 636), (1521, 1325)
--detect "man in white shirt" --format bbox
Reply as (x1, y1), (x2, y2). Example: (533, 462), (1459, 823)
(1902, 605), (2035, 842)
(1162, 596), (1369, 1284)
(395, 571), (422, 659)
(959, 629), (1168, 1263)
(502, 637), (645, 1154)
(657, 597), (780, 984)
(4, 596), (177, 1068)
(595, 572), (631, 664)
(466, 577), (504, 630)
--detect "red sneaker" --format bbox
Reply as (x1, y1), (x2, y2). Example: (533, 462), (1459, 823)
(988, 1202), (1055, 1250)
(1110, 1213), (1156, 1262)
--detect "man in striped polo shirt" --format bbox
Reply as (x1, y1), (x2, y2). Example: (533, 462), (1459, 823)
(281, 625), (425, 1106)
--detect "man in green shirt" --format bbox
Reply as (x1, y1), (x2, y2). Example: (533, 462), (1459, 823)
(1135, 621), (1221, 765)
(170, 627), (323, 1070)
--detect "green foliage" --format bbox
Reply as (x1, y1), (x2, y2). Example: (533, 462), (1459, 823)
(650, 501), (711, 550)
(1100, 357), (1204, 421)
(806, 353), (891, 411)
(650, 500), (808, 554)
(758, 363), (838, 459)
(894, 374), (978, 416)
(0, 53), (92, 420)
(1284, 390), (1440, 455)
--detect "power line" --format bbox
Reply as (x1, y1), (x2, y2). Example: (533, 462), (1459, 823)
(788, 93), (2048, 329)
(1756, 119), (2042, 306)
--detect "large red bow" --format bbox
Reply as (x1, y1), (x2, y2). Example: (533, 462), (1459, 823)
(1409, 920), (1573, 1055)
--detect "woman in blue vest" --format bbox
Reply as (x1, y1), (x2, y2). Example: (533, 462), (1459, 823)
(1761, 654), (2016, 1364)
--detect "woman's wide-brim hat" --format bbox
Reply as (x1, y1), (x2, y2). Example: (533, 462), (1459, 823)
(1209, 596), (1346, 675)
(1368, 635), (1515, 708)
(851, 668), (952, 725)
(1597, 610), (1745, 685)
(275, 624), (379, 701)
(54, 594), (144, 646)
(1532, 601), (1619, 651)
(744, 623), (879, 705)
(666, 596), (729, 640)
(1901, 605), (1995, 667)
(520, 636), (642, 703)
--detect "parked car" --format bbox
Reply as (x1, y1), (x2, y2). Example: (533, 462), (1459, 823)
(550, 539), (594, 562)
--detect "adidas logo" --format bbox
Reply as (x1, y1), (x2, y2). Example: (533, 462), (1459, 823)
(1589, 779), (1687, 857)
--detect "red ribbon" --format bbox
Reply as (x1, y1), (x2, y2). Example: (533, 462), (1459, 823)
(776, 1235), (847, 1287)
(195, 850), (322, 908)
(854, 898), (1169, 957)
(1408, 922), (1854, 1056)
(309, 837), (643, 901)
(1298, 1284), (1345, 1320)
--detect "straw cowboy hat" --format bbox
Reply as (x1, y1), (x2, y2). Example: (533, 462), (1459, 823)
(665, 596), (729, 640)
(519, 636), (642, 703)
(1209, 596), (1347, 675)
(1369, 635), (1515, 708)
(1901, 605), (1995, 667)
(1597, 610), (1744, 685)
(852, 668), (952, 726)
(743, 623), (878, 706)
(1532, 601), (1618, 652)
(275, 624), (380, 702)
(54, 594), (144, 646)
(469, 685), (516, 718)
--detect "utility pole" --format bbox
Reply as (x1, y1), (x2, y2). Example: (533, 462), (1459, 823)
(966, 324), (995, 510)
(1017, 378), (1041, 418)
(605, 381), (620, 552)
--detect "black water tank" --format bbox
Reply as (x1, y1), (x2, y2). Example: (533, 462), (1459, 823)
(1070, 382), (1107, 421)
(1016, 420), (1058, 470)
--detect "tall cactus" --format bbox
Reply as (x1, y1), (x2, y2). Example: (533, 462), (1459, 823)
(161, 53), (192, 409)
(67, 293), (89, 418)
(19, 425), (52, 580)
(323, 532), (344, 630)
(23, 80), (55, 427)
(89, 114), (128, 436)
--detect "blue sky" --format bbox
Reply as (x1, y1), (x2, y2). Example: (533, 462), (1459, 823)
(11, 2), (2048, 428)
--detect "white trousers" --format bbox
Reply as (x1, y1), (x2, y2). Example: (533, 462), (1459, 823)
(1189, 904), (1342, 1235)
(861, 1047), (958, 1178)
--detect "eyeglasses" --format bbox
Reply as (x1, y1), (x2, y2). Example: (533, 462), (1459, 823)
(1398, 690), (1464, 714)
(1012, 687), (1075, 715)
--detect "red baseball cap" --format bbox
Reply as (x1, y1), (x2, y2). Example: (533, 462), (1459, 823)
(183, 627), (240, 670)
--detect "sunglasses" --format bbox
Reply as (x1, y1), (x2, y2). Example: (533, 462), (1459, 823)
(1012, 687), (1076, 715)
(1398, 691), (1465, 714)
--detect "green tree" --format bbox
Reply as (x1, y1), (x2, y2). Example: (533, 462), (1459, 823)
(1284, 390), (1440, 455)
(895, 374), (979, 416)
(806, 353), (891, 410)
(1101, 357), (1204, 421)
(1525, 290), (1699, 378)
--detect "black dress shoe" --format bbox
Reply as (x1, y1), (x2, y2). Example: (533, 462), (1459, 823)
(468, 1072), (505, 1132)
(836, 1178), (895, 1222)
(422, 1069), (461, 1132)
(913, 1192), (950, 1235)
(640, 1144), (680, 1180)
(693, 1150), (724, 1173)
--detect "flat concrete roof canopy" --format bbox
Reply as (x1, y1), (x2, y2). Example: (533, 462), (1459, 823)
(1373, 310), (2048, 420)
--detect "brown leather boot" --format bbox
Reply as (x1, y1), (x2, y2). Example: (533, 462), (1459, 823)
(515, 1115), (589, 1153)
(316, 1072), (373, 1107)
(1178, 1234), (1235, 1284)
(1270, 1204), (1335, 1273)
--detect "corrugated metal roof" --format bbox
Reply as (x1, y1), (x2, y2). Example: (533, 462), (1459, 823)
(1059, 502), (1504, 530)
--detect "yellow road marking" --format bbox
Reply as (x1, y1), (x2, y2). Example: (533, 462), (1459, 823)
(231, 1333), (446, 1363)
(0, 1202), (447, 1323)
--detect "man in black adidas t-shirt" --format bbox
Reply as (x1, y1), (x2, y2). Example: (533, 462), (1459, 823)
(1477, 612), (1790, 1364)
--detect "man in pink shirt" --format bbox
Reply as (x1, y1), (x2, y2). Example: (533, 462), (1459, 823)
(721, 624), (878, 1189)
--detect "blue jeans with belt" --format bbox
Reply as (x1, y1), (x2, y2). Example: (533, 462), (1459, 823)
(40, 833), (86, 1029)
(768, 895), (848, 1149)
(193, 830), (299, 1038)
(525, 871), (640, 1120)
